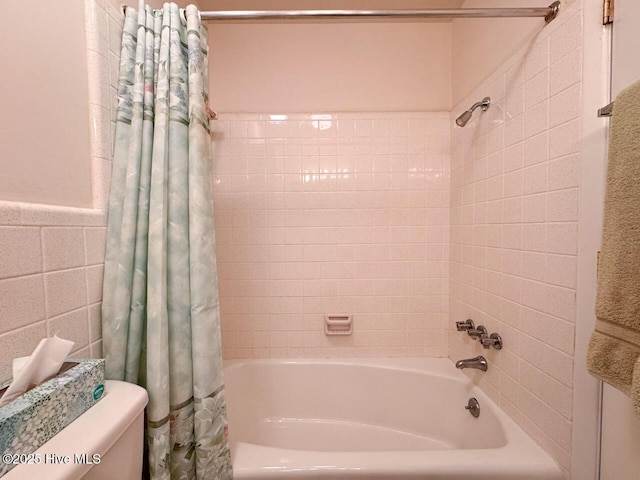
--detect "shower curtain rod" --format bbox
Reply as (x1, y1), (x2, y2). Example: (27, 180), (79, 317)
(200, 2), (561, 23)
(125, 2), (561, 23)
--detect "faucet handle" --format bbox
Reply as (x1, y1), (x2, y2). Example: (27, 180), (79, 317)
(480, 333), (503, 350)
(467, 325), (487, 340)
(455, 319), (475, 332)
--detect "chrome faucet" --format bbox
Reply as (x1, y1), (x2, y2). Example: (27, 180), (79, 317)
(467, 325), (488, 340)
(455, 355), (488, 371)
(479, 333), (503, 350)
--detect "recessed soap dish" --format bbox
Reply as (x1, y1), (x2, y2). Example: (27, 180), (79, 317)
(325, 314), (353, 335)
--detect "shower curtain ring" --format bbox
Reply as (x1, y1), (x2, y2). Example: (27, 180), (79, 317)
(206, 104), (217, 120)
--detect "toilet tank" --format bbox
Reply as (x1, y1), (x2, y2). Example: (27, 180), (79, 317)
(3, 380), (148, 480)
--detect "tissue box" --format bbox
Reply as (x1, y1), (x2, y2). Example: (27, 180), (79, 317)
(0, 359), (105, 477)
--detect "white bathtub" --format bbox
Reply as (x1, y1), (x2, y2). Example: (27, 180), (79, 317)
(224, 358), (562, 480)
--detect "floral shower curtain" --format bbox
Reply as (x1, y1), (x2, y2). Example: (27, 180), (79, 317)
(101, 2), (232, 479)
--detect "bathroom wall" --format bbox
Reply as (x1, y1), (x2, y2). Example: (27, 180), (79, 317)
(0, 0), (92, 207)
(448, 2), (582, 476)
(206, 0), (453, 113)
(0, 0), (123, 384)
(0, 2), (586, 475)
(212, 112), (450, 358)
(0, 205), (107, 384)
(0, 0), (202, 385)
(452, 0), (580, 105)
(208, 23), (452, 112)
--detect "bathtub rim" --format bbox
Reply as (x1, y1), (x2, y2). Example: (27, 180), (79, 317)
(222, 356), (563, 479)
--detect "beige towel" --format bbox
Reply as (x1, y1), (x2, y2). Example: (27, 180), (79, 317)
(587, 80), (640, 413)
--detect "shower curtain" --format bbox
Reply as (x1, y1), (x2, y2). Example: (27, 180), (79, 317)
(101, 2), (232, 479)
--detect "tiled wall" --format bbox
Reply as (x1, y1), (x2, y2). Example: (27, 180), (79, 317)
(448, 4), (582, 477)
(212, 112), (450, 359)
(85, 0), (126, 209)
(0, 205), (106, 383)
(0, 0), (118, 383)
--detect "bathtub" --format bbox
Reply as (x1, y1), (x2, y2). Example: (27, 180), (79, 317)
(224, 358), (563, 480)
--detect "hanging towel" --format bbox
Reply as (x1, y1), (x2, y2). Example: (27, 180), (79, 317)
(587, 80), (640, 414)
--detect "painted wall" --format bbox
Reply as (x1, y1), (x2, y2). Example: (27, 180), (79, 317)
(208, 20), (452, 113)
(452, 0), (577, 107)
(571, 0), (608, 477)
(0, 0), (121, 383)
(212, 112), (450, 358)
(0, 0), (92, 207)
(599, 1), (640, 478)
(448, 2), (582, 476)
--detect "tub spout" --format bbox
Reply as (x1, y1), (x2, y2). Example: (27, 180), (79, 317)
(455, 355), (488, 371)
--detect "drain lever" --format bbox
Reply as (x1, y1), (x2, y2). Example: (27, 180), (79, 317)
(465, 398), (480, 418)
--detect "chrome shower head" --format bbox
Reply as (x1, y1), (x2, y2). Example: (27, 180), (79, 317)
(455, 110), (473, 127)
(455, 97), (491, 127)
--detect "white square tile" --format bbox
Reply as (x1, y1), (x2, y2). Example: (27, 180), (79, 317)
(522, 252), (546, 281)
(506, 84), (525, 118)
(550, 13), (582, 63)
(524, 101), (549, 139)
(525, 69), (549, 111)
(89, 104), (112, 159)
(523, 164), (548, 195)
(547, 189), (579, 222)
(546, 254), (577, 289)
(89, 303), (102, 343)
(549, 119), (580, 159)
(505, 114), (524, 148)
(44, 268), (88, 317)
(0, 276), (46, 334)
(0, 227), (42, 279)
(548, 155), (579, 191)
(547, 223), (578, 255)
(550, 47), (582, 96)
(0, 322), (47, 383)
(523, 194), (547, 223)
(91, 157), (112, 210)
(544, 284), (576, 322)
(550, 84), (581, 128)
(504, 143), (524, 173)
(525, 37), (550, 81)
(503, 169), (523, 198)
(43, 227), (85, 272)
(0, 202), (21, 226)
(524, 132), (549, 167)
(84, 227), (107, 266)
(48, 308), (90, 351)
(84, 0), (108, 54)
(86, 50), (110, 108)
(86, 265), (104, 304)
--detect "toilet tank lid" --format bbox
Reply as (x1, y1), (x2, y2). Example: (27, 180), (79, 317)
(2, 380), (148, 480)
(64, 379), (148, 450)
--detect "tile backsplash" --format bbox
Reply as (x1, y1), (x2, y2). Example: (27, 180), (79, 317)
(212, 112), (450, 359)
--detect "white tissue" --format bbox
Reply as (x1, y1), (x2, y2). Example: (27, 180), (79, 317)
(0, 336), (74, 408)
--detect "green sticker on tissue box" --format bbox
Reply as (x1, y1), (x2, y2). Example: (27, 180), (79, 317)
(93, 384), (104, 401)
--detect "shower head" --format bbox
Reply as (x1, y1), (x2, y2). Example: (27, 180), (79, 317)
(455, 97), (491, 127)
(455, 110), (474, 127)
